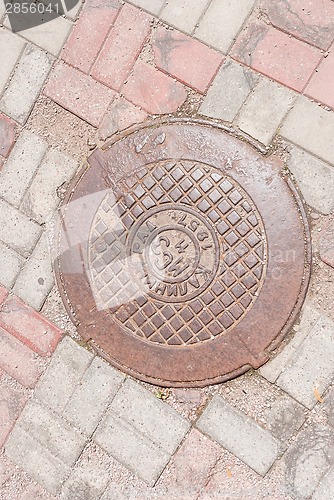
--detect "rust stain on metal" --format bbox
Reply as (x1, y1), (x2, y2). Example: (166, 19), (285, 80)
(55, 120), (311, 387)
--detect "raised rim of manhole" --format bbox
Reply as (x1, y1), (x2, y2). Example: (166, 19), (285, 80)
(55, 118), (311, 387)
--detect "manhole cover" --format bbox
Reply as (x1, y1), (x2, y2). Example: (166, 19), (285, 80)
(55, 119), (311, 387)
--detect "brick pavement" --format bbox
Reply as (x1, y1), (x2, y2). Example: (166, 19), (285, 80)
(0, 0), (334, 497)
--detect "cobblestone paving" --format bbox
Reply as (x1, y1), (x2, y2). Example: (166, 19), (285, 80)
(0, 0), (334, 498)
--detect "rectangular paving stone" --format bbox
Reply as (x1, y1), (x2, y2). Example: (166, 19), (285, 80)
(34, 336), (94, 411)
(63, 357), (124, 435)
(0, 326), (43, 388)
(0, 44), (53, 124)
(196, 395), (280, 476)
(259, 0), (334, 51)
(5, 425), (70, 495)
(92, 3), (152, 91)
(123, 60), (187, 114)
(0, 199), (41, 258)
(98, 96), (147, 141)
(4, 11), (72, 56)
(0, 28), (25, 95)
(13, 232), (54, 310)
(306, 48), (334, 110)
(110, 378), (191, 455)
(0, 130), (48, 207)
(20, 147), (78, 224)
(44, 62), (115, 127)
(17, 400), (87, 466)
(237, 77), (296, 145)
(277, 315), (334, 409)
(260, 302), (321, 383)
(160, 0), (209, 34)
(232, 21), (322, 92)
(0, 380), (28, 447)
(94, 410), (171, 486)
(199, 60), (258, 122)
(195, 0), (256, 53)
(284, 423), (334, 498)
(152, 26), (224, 93)
(287, 145), (334, 214)
(62, 0), (121, 74)
(281, 97), (334, 166)
(0, 242), (23, 288)
(0, 294), (62, 356)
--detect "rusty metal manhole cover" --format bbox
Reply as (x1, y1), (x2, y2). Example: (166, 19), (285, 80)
(55, 119), (311, 387)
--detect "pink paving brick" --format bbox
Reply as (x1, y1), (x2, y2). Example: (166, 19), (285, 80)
(0, 295), (62, 357)
(162, 429), (221, 495)
(0, 156), (5, 171)
(122, 60), (187, 114)
(0, 381), (28, 447)
(44, 62), (116, 127)
(0, 287), (8, 307)
(99, 96), (147, 140)
(152, 27), (224, 93)
(0, 327), (44, 388)
(306, 49), (334, 109)
(92, 3), (152, 91)
(232, 21), (323, 92)
(62, 0), (121, 74)
(0, 114), (15, 158)
(259, 0), (334, 50)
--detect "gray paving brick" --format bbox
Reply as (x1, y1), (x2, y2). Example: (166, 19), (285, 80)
(63, 357), (124, 435)
(195, 0), (256, 53)
(281, 97), (334, 167)
(313, 466), (334, 500)
(110, 379), (191, 454)
(5, 425), (70, 495)
(0, 130), (48, 207)
(287, 145), (334, 214)
(0, 199), (41, 258)
(160, 0), (209, 34)
(127, 0), (164, 15)
(284, 423), (334, 498)
(277, 314), (334, 409)
(35, 337), (94, 412)
(265, 394), (307, 443)
(0, 241), (23, 288)
(196, 395), (280, 476)
(21, 148), (78, 224)
(0, 44), (53, 124)
(260, 302), (321, 383)
(13, 232), (54, 310)
(199, 60), (258, 122)
(17, 399), (87, 466)
(0, 28), (25, 95)
(94, 410), (170, 486)
(237, 77), (296, 145)
(4, 13), (72, 57)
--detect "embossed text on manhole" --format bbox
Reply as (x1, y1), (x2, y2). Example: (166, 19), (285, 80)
(55, 120), (311, 387)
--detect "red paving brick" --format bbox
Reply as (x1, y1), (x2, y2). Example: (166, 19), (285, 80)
(232, 21), (323, 92)
(62, 0), (121, 74)
(0, 114), (15, 158)
(44, 62), (116, 127)
(122, 60), (187, 114)
(92, 3), (152, 91)
(0, 327), (44, 388)
(0, 381), (28, 448)
(0, 287), (8, 306)
(0, 295), (62, 357)
(260, 0), (334, 50)
(152, 27), (224, 93)
(306, 48), (334, 109)
(99, 96), (148, 140)
(161, 429), (221, 495)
